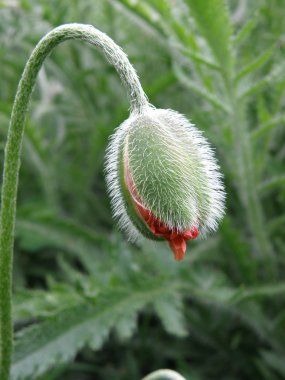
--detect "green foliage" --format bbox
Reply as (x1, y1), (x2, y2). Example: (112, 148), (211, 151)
(1, 0), (285, 379)
(185, 0), (233, 78)
(12, 279), (187, 380)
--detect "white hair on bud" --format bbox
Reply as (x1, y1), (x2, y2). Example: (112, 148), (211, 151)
(105, 106), (225, 240)
(152, 109), (225, 236)
(105, 113), (141, 241)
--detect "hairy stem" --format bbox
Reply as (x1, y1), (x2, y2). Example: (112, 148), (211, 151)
(0, 23), (148, 380)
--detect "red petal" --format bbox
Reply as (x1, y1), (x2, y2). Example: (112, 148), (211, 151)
(183, 227), (199, 240)
(124, 152), (198, 260)
(169, 236), (187, 261)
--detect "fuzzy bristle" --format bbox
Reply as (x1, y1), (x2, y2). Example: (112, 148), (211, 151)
(105, 107), (225, 242)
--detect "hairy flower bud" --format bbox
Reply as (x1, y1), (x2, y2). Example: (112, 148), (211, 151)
(106, 107), (225, 261)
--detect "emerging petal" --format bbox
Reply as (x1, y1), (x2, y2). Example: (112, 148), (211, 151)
(124, 151), (199, 260)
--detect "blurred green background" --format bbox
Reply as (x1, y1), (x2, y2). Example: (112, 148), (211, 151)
(0, 0), (285, 379)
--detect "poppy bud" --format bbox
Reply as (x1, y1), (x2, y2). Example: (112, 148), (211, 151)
(105, 107), (225, 261)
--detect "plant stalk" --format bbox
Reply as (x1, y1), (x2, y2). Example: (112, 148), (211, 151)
(0, 23), (148, 380)
(227, 84), (275, 277)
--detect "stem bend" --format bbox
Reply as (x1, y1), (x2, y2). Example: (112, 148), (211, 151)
(0, 23), (148, 380)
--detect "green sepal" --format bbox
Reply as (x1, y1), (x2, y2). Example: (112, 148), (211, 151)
(118, 143), (163, 241)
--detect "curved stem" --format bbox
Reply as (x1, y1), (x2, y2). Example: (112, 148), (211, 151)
(142, 369), (187, 380)
(0, 23), (148, 380)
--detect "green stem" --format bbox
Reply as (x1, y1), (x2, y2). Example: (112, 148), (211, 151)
(0, 23), (148, 380)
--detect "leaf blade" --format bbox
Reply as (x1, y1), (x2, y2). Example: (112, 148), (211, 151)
(185, 0), (233, 78)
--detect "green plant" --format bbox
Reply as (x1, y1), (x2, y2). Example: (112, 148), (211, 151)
(0, 19), (225, 379)
(0, 1), (285, 379)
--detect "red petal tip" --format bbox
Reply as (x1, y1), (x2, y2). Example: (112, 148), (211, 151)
(169, 236), (186, 261)
(183, 227), (199, 240)
(124, 156), (199, 261)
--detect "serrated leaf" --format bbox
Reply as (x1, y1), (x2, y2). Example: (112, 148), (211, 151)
(11, 296), (131, 380)
(13, 285), (82, 321)
(178, 46), (220, 70)
(173, 63), (230, 113)
(185, 0), (233, 78)
(115, 311), (138, 340)
(11, 281), (185, 380)
(229, 283), (285, 304)
(235, 45), (275, 82)
(238, 63), (285, 99)
(111, 0), (221, 75)
(110, 0), (166, 43)
(154, 292), (188, 337)
(12, 304), (97, 380)
(233, 17), (257, 45)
